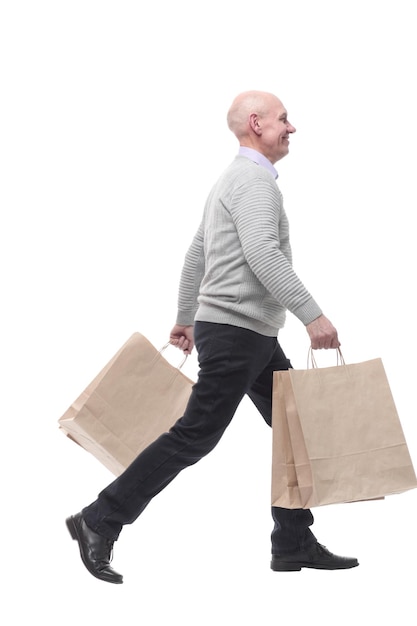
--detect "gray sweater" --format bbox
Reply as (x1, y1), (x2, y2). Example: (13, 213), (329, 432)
(176, 155), (322, 337)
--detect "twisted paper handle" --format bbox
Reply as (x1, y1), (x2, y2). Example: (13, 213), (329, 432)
(160, 342), (188, 370)
(307, 346), (345, 369)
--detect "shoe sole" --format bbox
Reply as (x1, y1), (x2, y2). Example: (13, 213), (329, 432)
(66, 516), (78, 541)
(66, 516), (123, 584)
(271, 560), (359, 572)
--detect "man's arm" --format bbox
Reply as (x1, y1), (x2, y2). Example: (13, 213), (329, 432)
(170, 221), (205, 354)
(175, 221), (205, 327)
(233, 178), (339, 349)
(231, 178), (322, 325)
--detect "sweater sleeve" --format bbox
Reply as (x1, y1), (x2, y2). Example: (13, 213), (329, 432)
(231, 177), (322, 325)
(176, 220), (206, 325)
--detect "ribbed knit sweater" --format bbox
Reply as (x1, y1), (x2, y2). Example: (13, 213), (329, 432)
(176, 155), (322, 337)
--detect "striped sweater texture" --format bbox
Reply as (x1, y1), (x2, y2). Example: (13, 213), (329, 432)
(176, 156), (322, 337)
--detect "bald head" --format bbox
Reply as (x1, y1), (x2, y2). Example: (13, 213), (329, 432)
(227, 91), (283, 140)
(226, 90), (295, 163)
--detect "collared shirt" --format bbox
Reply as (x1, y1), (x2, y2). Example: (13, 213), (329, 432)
(238, 146), (279, 179)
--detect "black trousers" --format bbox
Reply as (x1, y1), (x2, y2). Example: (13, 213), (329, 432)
(83, 321), (316, 555)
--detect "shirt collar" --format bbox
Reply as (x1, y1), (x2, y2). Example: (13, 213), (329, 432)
(238, 146), (279, 179)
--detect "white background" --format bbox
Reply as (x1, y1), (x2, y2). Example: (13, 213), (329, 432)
(1, 1), (416, 624)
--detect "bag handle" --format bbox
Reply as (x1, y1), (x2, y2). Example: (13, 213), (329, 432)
(307, 347), (345, 369)
(160, 342), (188, 370)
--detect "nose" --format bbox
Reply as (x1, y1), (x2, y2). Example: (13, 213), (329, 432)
(287, 121), (296, 133)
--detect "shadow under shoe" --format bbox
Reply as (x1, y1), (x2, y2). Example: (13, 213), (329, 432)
(66, 512), (123, 584)
(271, 542), (359, 572)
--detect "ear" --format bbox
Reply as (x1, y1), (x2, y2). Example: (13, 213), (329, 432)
(249, 113), (262, 136)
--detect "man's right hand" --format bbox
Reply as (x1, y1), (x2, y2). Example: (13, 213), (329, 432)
(306, 314), (340, 350)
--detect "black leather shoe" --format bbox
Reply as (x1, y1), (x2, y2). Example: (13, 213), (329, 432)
(66, 512), (123, 584)
(271, 542), (359, 571)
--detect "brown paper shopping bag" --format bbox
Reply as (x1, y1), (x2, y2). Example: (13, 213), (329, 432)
(272, 353), (417, 508)
(58, 333), (194, 476)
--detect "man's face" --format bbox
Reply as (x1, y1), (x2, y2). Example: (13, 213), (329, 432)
(258, 100), (296, 164)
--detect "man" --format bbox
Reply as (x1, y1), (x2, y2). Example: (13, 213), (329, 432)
(66, 90), (358, 583)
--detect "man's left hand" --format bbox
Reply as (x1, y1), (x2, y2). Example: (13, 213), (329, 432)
(169, 324), (194, 354)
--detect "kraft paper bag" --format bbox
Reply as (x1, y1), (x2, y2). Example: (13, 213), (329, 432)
(58, 333), (194, 476)
(272, 355), (417, 508)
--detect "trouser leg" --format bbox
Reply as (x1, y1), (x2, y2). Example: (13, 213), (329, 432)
(247, 343), (317, 555)
(83, 322), (280, 540)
